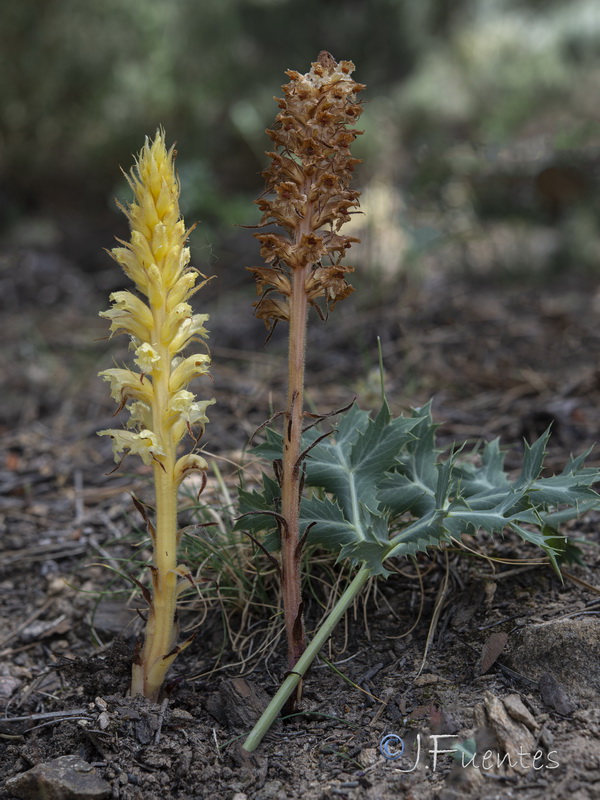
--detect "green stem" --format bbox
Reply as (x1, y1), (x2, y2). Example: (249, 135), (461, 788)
(243, 565), (371, 753)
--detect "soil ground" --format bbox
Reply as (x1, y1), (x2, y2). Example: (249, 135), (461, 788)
(1, 247), (600, 799)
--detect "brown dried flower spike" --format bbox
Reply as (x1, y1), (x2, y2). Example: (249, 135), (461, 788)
(249, 50), (364, 328)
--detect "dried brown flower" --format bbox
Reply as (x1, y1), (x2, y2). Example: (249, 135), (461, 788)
(246, 54), (366, 705)
(248, 51), (364, 327)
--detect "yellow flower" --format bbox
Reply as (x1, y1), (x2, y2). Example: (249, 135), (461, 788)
(99, 368), (154, 408)
(175, 452), (209, 483)
(169, 354), (211, 393)
(134, 343), (161, 374)
(99, 130), (214, 458)
(98, 130), (215, 701)
(100, 290), (154, 341)
(168, 313), (210, 355)
(98, 428), (165, 466)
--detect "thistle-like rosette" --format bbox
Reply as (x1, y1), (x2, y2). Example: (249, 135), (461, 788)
(98, 131), (214, 480)
(249, 52), (364, 328)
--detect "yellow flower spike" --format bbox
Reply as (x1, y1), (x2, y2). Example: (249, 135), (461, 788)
(151, 223), (170, 265)
(171, 397), (215, 444)
(127, 401), (153, 430)
(130, 229), (156, 268)
(146, 263), (166, 310)
(98, 129), (214, 702)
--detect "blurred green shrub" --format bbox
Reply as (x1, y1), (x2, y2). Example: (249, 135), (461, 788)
(1, 0), (599, 280)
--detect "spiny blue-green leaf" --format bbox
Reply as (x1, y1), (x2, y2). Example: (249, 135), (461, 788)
(448, 487), (520, 512)
(481, 437), (510, 485)
(541, 499), (600, 531)
(304, 401), (418, 518)
(251, 421), (323, 462)
(398, 403), (440, 493)
(378, 473), (433, 516)
(303, 403), (372, 489)
(560, 446), (595, 475)
(452, 438), (509, 497)
(237, 396), (600, 581)
(510, 523), (563, 575)
(347, 401), (391, 471)
(444, 503), (540, 537)
(331, 402), (372, 454)
(514, 429), (551, 489)
(339, 542), (393, 577)
(384, 509), (451, 561)
(264, 528), (281, 552)
(251, 427), (285, 462)
(379, 403), (440, 516)
(299, 495), (362, 550)
(529, 474), (600, 507)
(435, 456), (454, 509)
(235, 472), (281, 535)
(336, 513), (393, 576)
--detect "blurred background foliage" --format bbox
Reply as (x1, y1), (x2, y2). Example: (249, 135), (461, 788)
(1, 0), (600, 286)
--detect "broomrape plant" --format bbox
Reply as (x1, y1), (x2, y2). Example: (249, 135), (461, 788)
(244, 51), (364, 701)
(98, 131), (214, 701)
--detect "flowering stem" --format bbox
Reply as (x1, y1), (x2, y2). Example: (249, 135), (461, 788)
(247, 51), (364, 709)
(281, 261), (310, 675)
(131, 331), (179, 701)
(131, 472), (178, 700)
(99, 131), (214, 702)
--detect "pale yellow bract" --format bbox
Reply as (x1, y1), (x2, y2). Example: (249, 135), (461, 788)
(98, 130), (214, 700)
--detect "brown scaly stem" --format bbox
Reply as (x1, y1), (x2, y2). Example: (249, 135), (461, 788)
(280, 260), (310, 673)
(247, 52), (365, 707)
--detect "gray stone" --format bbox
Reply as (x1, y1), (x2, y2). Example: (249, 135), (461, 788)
(89, 600), (137, 636)
(539, 671), (578, 715)
(482, 691), (537, 775)
(502, 693), (538, 730)
(0, 675), (22, 699)
(5, 755), (111, 800)
(506, 618), (600, 704)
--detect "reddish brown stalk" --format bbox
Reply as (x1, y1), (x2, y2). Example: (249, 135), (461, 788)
(281, 257), (310, 672)
(248, 52), (364, 705)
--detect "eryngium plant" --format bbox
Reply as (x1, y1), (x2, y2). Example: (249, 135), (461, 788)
(246, 51), (364, 687)
(98, 130), (214, 701)
(242, 401), (600, 750)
